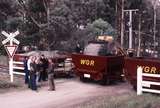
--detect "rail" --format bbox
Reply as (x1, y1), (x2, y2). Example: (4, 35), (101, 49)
(13, 61), (25, 75)
(0, 64), (9, 73)
(11, 57), (73, 81)
(0, 64), (8, 69)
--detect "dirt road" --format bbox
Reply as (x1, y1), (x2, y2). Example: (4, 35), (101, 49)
(0, 78), (133, 108)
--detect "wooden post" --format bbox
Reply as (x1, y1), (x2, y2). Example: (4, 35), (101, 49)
(137, 66), (143, 95)
(121, 0), (124, 47)
(137, 14), (141, 57)
(9, 35), (14, 82)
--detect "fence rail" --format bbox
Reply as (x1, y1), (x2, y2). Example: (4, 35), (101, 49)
(9, 57), (73, 82)
(13, 61), (24, 65)
(13, 61), (25, 76)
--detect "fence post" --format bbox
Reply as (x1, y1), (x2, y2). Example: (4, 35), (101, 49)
(9, 58), (14, 82)
(137, 66), (143, 95)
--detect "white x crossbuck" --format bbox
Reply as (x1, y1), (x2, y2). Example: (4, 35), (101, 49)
(2, 31), (20, 45)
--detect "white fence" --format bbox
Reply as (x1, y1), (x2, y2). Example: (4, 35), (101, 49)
(9, 59), (25, 82)
(9, 57), (73, 82)
(137, 67), (160, 95)
(13, 61), (25, 75)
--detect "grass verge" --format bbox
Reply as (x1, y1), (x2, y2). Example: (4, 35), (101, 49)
(0, 72), (24, 93)
(73, 93), (160, 108)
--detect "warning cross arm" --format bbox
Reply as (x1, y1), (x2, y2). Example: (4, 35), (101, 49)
(1, 31), (10, 37)
(2, 38), (10, 45)
(13, 31), (19, 37)
(12, 38), (20, 44)
(2, 37), (20, 45)
(1, 31), (20, 45)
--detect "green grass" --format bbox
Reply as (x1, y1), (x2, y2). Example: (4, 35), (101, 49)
(0, 80), (20, 89)
(0, 73), (24, 93)
(73, 93), (160, 108)
(0, 79), (22, 93)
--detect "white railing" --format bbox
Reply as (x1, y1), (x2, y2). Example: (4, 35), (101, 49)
(137, 67), (160, 95)
(13, 61), (25, 76)
(10, 58), (73, 82)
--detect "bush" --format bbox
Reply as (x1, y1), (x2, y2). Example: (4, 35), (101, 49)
(0, 46), (6, 55)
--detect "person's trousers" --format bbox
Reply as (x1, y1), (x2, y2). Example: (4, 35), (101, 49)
(48, 74), (55, 90)
(24, 70), (29, 84)
(42, 68), (48, 81)
(30, 73), (37, 90)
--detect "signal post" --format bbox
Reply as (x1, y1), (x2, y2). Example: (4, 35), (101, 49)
(1, 31), (20, 82)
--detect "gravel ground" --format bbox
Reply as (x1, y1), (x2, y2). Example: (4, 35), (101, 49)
(1, 70), (159, 108)
(0, 72), (134, 108)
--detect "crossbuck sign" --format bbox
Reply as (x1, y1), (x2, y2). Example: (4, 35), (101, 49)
(1, 30), (20, 82)
(2, 31), (20, 45)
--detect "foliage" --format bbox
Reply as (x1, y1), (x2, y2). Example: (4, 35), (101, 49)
(0, 0), (116, 51)
(0, 0), (155, 52)
(86, 18), (116, 38)
(0, 0), (21, 55)
(60, 19), (116, 52)
(28, 0), (46, 12)
(39, 0), (112, 50)
(0, 0), (21, 31)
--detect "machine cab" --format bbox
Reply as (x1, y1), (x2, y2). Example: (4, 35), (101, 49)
(83, 41), (117, 56)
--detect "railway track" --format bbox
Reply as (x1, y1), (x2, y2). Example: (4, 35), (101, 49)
(0, 65), (9, 73)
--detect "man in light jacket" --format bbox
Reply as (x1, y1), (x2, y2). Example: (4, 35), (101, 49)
(27, 56), (32, 88)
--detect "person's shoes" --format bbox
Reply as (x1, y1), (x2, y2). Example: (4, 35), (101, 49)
(32, 89), (38, 92)
(48, 89), (55, 91)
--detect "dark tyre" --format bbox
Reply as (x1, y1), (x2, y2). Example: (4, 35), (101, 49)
(80, 76), (87, 82)
(133, 85), (137, 91)
(100, 76), (110, 85)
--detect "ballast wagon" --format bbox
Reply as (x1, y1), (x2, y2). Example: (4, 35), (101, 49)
(72, 40), (124, 85)
(125, 57), (160, 90)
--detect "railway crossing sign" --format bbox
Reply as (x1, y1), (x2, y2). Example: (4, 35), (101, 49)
(2, 31), (20, 45)
(4, 45), (18, 58)
(1, 30), (20, 82)
(1, 30), (20, 58)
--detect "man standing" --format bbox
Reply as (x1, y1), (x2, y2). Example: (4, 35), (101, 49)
(30, 56), (37, 91)
(39, 55), (48, 81)
(27, 56), (32, 88)
(24, 56), (29, 84)
(47, 58), (55, 91)
(75, 43), (82, 53)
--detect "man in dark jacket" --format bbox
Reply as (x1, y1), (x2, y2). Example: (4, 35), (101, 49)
(24, 56), (29, 84)
(75, 43), (82, 53)
(39, 55), (48, 81)
(29, 56), (37, 91)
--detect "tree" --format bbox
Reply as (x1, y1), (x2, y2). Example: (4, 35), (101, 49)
(2, 0), (147, 52)
(63, 18), (116, 51)
(48, 0), (111, 50)
(86, 18), (116, 37)
(0, 0), (22, 55)
(17, 0), (51, 49)
(0, 0), (21, 32)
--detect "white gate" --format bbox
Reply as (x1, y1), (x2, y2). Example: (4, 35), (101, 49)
(137, 67), (160, 95)
(13, 61), (25, 76)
